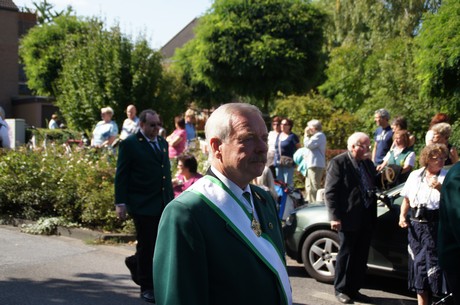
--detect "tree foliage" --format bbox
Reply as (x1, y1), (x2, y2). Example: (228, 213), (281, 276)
(174, 0), (326, 112)
(415, 0), (460, 118)
(20, 14), (187, 131)
(19, 16), (88, 96)
(318, 0), (443, 136)
(272, 92), (360, 149)
(23, 0), (74, 25)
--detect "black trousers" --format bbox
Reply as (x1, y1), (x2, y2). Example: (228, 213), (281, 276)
(132, 214), (161, 292)
(335, 227), (373, 295)
(445, 271), (460, 305)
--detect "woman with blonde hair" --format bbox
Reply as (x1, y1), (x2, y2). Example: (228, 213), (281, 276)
(429, 122), (458, 166)
(91, 106), (118, 148)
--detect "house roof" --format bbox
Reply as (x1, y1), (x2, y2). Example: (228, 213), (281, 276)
(0, 0), (18, 11)
(160, 18), (199, 60)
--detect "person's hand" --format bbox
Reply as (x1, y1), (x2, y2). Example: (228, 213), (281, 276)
(376, 164), (384, 172)
(398, 215), (408, 228)
(429, 176), (441, 191)
(331, 220), (341, 231)
(116, 204), (127, 220)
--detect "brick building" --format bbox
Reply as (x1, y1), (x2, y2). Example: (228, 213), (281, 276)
(0, 0), (57, 129)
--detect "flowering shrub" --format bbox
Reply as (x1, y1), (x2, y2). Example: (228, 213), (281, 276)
(0, 146), (130, 232)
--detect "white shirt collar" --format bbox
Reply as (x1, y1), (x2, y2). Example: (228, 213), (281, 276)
(210, 166), (251, 195)
(140, 130), (157, 142)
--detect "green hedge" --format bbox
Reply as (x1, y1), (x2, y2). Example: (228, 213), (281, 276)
(0, 146), (131, 232)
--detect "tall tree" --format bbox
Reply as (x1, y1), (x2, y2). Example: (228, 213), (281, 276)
(174, 0), (326, 112)
(319, 0), (441, 112)
(20, 15), (185, 131)
(19, 16), (87, 96)
(415, 0), (460, 118)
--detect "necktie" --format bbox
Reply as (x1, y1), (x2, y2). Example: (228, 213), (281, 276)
(149, 141), (162, 158)
(242, 192), (252, 212)
(243, 191), (262, 237)
(358, 162), (371, 208)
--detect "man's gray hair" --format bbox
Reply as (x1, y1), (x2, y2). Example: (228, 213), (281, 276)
(347, 132), (369, 151)
(308, 119), (322, 131)
(374, 108), (390, 120)
(205, 103), (262, 147)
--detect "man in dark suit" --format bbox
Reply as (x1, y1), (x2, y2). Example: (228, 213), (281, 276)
(115, 109), (174, 303)
(153, 103), (292, 305)
(325, 132), (377, 304)
(439, 162), (460, 305)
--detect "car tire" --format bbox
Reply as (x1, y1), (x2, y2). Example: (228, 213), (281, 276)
(301, 229), (339, 284)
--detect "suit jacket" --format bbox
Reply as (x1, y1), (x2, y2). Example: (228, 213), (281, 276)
(325, 151), (377, 231)
(115, 131), (174, 216)
(438, 162), (460, 273)
(153, 175), (287, 305)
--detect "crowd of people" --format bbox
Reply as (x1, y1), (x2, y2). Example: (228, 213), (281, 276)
(323, 109), (459, 305)
(3, 101), (458, 305)
(108, 103), (459, 305)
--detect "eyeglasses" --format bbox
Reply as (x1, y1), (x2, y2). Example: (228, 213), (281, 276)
(355, 143), (371, 150)
(149, 123), (161, 127)
(429, 156), (447, 162)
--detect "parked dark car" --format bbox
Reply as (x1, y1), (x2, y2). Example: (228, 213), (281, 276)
(283, 183), (408, 283)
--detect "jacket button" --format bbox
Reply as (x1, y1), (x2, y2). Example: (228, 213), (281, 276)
(268, 223), (273, 229)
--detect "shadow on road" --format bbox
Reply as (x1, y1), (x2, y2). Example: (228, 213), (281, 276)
(0, 272), (140, 305)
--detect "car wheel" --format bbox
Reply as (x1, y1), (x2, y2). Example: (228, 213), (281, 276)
(301, 229), (339, 283)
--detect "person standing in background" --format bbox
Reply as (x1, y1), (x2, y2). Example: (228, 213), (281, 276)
(48, 114), (59, 129)
(275, 118), (300, 187)
(91, 106), (118, 148)
(325, 132), (377, 304)
(0, 107), (10, 149)
(429, 122), (458, 166)
(425, 113), (450, 145)
(267, 116), (282, 177)
(439, 161), (460, 305)
(115, 109), (174, 303)
(399, 144), (449, 305)
(166, 116), (187, 161)
(303, 119), (326, 203)
(372, 109), (393, 166)
(120, 104), (140, 140)
(390, 116), (416, 149)
(184, 109), (197, 147)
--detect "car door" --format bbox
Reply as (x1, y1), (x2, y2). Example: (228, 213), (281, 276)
(367, 186), (408, 279)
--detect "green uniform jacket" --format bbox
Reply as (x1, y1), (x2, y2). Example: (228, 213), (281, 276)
(114, 131), (174, 216)
(153, 182), (288, 305)
(438, 162), (460, 273)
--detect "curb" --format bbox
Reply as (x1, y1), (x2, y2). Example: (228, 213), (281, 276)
(0, 220), (136, 243)
(57, 226), (136, 243)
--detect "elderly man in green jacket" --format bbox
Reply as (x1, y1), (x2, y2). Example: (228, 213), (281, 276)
(153, 103), (292, 305)
(115, 109), (174, 303)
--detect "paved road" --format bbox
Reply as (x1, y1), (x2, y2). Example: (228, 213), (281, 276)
(0, 225), (418, 305)
(288, 258), (417, 305)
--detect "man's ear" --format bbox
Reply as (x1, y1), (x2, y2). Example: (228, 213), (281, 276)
(209, 137), (222, 158)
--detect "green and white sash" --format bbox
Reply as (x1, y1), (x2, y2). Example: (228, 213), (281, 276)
(187, 175), (292, 305)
